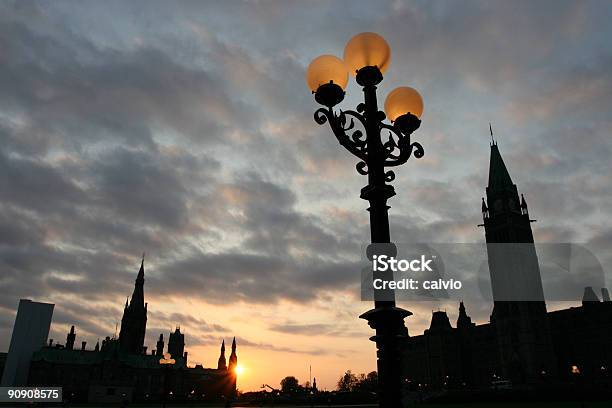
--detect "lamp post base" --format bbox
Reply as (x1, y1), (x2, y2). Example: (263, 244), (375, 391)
(360, 306), (411, 407)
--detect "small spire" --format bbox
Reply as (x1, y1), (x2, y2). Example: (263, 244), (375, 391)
(137, 254), (145, 280)
(489, 122), (495, 145)
(457, 301), (473, 329)
(481, 197), (488, 219)
(520, 194), (528, 215)
(217, 339), (227, 370)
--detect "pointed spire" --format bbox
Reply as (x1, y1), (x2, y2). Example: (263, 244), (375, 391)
(488, 143), (514, 192)
(520, 194), (528, 215)
(481, 197), (489, 219)
(129, 256), (146, 310)
(137, 253), (145, 282)
(457, 301), (473, 329)
(489, 122), (495, 145)
(228, 336), (238, 372)
(217, 339), (227, 370)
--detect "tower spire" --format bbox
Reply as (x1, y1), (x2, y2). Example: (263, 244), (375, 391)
(520, 193), (529, 215)
(457, 301), (473, 329)
(217, 339), (227, 370)
(229, 337), (238, 372)
(482, 141), (554, 384)
(119, 257), (148, 354)
(489, 122), (495, 145)
(131, 256), (145, 308)
(488, 143), (514, 193)
(481, 197), (489, 219)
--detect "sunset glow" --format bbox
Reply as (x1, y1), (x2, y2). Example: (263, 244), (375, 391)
(0, 0), (611, 398)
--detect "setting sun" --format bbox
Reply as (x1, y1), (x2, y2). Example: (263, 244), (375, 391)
(235, 364), (245, 376)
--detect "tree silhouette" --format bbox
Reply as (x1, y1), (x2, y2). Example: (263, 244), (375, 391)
(337, 370), (378, 393)
(337, 370), (358, 392)
(280, 376), (300, 394)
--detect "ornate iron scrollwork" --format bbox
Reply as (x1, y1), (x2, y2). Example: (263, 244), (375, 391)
(314, 106), (424, 178)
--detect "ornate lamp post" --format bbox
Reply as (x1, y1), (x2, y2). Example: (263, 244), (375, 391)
(306, 32), (425, 407)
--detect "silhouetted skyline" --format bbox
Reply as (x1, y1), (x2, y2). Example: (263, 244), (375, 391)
(1, 0), (611, 392)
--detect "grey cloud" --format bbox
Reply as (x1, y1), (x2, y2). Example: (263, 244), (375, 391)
(269, 321), (367, 338)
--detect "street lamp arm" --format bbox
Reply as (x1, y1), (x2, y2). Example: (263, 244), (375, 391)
(314, 107), (368, 161)
(379, 122), (424, 167)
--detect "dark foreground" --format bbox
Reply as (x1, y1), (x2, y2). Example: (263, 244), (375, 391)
(2, 402), (612, 408)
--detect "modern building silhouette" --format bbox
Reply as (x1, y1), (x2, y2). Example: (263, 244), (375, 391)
(25, 259), (238, 403)
(1, 299), (54, 386)
(402, 142), (612, 392)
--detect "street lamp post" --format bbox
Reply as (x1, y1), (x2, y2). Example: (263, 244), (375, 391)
(306, 32), (425, 407)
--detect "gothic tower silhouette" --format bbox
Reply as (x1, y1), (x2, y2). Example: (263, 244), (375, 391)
(119, 258), (148, 354)
(228, 337), (237, 373)
(65, 325), (76, 350)
(228, 337), (238, 396)
(482, 140), (556, 384)
(155, 333), (164, 357)
(168, 326), (185, 360)
(217, 340), (226, 370)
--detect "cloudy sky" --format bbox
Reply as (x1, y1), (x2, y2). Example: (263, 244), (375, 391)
(1, 0), (611, 392)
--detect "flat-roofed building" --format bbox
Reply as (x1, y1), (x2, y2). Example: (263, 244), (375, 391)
(1, 299), (54, 386)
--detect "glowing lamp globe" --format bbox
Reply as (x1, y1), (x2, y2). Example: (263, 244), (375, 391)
(384, 86), (424, 121)
(343, 32), (391, 75)
(306, 55), (348, 107)
(385, 86), (424, 134)
(306, 55), (348, 92)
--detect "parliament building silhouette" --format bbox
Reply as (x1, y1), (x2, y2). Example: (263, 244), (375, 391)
(26, 259), (238, 403)
(402, 142), (612, 397)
